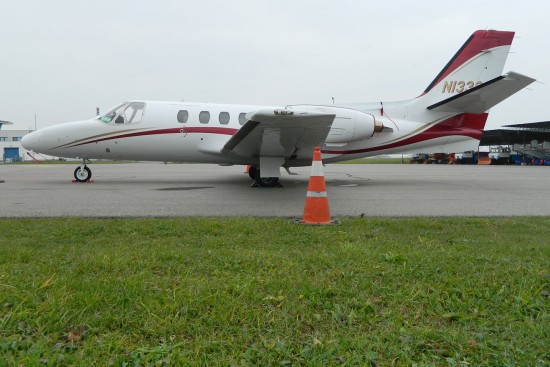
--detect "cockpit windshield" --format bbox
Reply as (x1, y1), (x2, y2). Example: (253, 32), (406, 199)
(98, 102), (146, 124)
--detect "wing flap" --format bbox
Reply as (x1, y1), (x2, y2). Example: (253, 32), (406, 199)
(427, 72), (536, 113)
(222, 109), (335, 162)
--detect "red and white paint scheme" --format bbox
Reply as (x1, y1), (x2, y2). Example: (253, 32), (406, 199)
(22, 30), (534, 186)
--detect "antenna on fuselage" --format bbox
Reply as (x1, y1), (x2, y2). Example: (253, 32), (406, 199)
(96, 107), (100, 116)
(331, 97), (335, 105)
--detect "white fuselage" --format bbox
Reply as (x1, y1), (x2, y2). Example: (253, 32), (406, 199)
(21, 100), (480, 166)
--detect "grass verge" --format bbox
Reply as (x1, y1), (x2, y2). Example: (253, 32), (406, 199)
(0, 218), (548, 366)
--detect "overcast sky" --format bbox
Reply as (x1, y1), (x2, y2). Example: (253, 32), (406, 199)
(1, 0), (548, 131)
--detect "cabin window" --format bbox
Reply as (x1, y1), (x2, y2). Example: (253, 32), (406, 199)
(199, 111), (210, 124)
(219, 112), (230, 125)
(177, 110), (189, 123)
(238, 112), (247, 125)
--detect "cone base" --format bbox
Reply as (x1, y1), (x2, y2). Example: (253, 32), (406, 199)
(293, 218), (340, 226)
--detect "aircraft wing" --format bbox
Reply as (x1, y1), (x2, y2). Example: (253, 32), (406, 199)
(427, 72), (536, 113)
(222, 109), (335, 169)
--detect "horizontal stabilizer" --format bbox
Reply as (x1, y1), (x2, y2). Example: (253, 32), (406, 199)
(427, 72), (535, 113)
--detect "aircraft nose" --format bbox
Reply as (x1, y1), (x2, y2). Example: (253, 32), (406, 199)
(21, 130), (40, 150)
(21, 129), (51, 153)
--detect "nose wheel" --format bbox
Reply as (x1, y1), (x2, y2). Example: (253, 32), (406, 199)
(74, 165), (92, 182)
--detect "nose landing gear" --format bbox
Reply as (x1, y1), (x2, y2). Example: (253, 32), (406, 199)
(74, 159), (92, 182)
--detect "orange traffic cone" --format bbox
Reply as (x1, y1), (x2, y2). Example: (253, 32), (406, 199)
(297, 146), (337, 225)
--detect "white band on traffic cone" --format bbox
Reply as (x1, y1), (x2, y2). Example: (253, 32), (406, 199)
(310, 160), (324, 177)
(307, 191), (328, 197)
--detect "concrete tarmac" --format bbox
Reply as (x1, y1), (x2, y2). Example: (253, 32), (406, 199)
(1, 162), (550, 217)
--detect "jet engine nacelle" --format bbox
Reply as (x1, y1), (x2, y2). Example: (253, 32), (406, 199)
(328, 111), (385, 143)
(291, 105), (383, 144)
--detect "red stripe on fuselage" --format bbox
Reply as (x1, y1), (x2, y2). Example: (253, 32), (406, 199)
(67, 127), (239, 148)
(322, 113), (488, 155)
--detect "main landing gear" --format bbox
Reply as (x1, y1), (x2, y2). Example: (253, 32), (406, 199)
(74, 159), (92, 182)
(248, 165), (281, 188)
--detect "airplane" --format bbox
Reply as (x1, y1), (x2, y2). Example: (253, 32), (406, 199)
(22, 30), (535, 187)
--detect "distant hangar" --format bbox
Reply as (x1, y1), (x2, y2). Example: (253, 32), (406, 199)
(480, 121), (550, 159)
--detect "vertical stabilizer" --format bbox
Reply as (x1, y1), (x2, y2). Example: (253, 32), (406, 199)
(421, 30), (514, 105)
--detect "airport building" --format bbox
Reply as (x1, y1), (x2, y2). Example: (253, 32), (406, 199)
(0, 121), (34, 162)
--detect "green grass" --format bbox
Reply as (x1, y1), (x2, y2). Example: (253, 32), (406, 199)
(0, 218), (548, 366)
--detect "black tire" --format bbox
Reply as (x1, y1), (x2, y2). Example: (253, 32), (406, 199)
(74, 166), (92, 182)
(257, 177), (279, 187)
(248, 166), (258, 180)
(249, 166), (279, 187)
